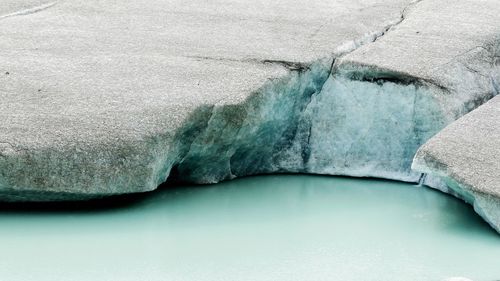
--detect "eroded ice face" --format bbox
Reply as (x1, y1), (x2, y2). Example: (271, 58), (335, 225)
(171, 62), (451, 185)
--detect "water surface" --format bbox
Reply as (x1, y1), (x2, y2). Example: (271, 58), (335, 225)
(0, 175), (499, 281)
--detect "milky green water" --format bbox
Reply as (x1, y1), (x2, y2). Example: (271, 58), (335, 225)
(0, 175), (499, 281)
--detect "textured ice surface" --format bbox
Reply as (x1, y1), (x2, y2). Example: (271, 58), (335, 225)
(305, 74), (446, 182)
(168, 60), (333, 183)
(170, 64), (453, 184)
(169, 39), (500, 184)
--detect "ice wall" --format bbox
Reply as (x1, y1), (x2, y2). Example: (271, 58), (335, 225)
(167, 59), (334, 183)
(1, 52), (495, 205)
(303, 72), (447, 182)
(164, 61), (483, 185)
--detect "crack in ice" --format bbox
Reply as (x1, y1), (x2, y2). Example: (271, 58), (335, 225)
(0, 1), (58, 21)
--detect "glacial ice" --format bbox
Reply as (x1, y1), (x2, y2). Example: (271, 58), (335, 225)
(164, 60), (481, 187)
(303, 72), (447, 182)
(1, 49), (496, 216)
(164, 36), (500, 202)
(167, 59), (335, 183)
(157, 44), (500, 237)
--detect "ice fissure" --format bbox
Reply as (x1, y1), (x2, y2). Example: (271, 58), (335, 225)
(0, 1), (57, 20)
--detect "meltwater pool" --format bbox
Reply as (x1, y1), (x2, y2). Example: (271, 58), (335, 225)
(0, 175), (499, 281)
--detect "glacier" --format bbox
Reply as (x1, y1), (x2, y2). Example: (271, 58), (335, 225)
(1, 0), (500, 236)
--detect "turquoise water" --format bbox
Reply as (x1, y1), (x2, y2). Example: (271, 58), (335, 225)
(0, 175), (499, 281)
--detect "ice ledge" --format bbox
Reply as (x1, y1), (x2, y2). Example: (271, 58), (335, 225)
(412, 95), (500, 233)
